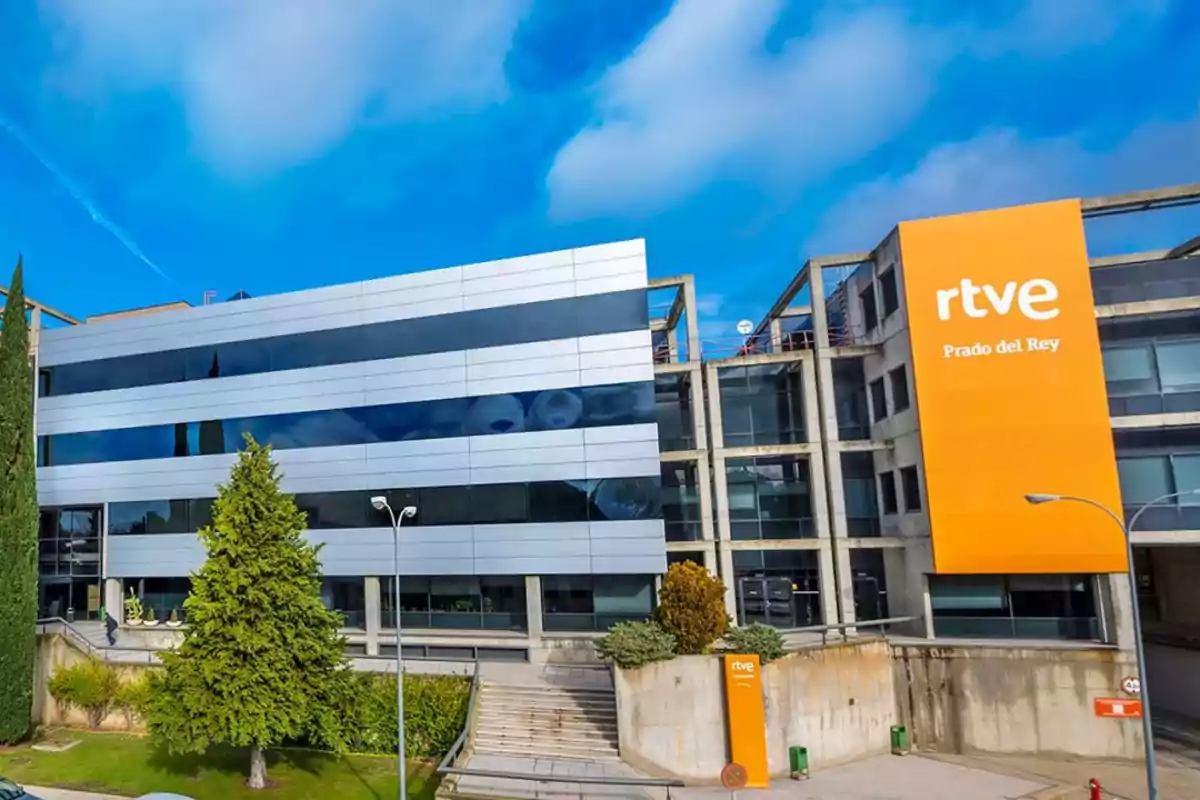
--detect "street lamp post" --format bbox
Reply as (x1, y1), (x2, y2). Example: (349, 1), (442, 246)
(370, 496), (418, 800)
(1025, 488), (1200, 800)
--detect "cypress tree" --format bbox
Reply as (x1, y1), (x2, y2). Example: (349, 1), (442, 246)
(146, 435), (350, 789)
(0, 257), (39, 743)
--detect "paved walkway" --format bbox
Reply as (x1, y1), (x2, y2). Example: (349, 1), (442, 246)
(924, 753), (1200, 800)
(673, 755), (1048, 800)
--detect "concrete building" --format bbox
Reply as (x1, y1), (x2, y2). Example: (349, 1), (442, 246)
(14, 184), (1200, 706)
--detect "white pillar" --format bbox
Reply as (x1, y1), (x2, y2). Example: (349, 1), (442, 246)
(364, 577), (381, 656)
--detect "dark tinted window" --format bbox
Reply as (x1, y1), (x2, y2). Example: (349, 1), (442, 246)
(662, 463), (702, 542)
(105, 478), (664, 534)
(718, 365), (806, 447)
(869, 377), (888, 422)
(726, 456), (813, 540)
(860, 284), (878, 332)
(44, 289), (649, 397)
(879, 268), (899, 317)
(889, 366), (910, 413)
(841, 452), (880, 537)
(900, 466), (922, 512)
(39, 380), (654, 467)
(879, 471), (898, 515)
(654, 373), (694, 450)
(833, 358), (870, 440)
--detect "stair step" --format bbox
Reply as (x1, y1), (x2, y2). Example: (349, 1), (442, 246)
(474, 728), (618, 744)
(478, 706), (617, 720)
(473, 742), (621, 761)
(481, 684), (614, 698)
(480, 698), (617, 712)
(476, 720), (618, 736)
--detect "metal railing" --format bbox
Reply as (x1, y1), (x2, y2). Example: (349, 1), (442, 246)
(775, 615), (923, 647)
(435, 661), (684, 798)
(35, 616), (163, 665)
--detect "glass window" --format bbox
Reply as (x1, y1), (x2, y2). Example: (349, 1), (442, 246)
(1176, 455), (1200, 506)
(588, 477), (662, 521)
(879, 268), (899, 317)
(930, 574), (1098, 641)
(717, 365), (806, 447)
(732, 549), (821, 628)
(43, 289), (651, 397)
(1117, 456), (1172, 505)
(541, 575), (654, 632)
(419, 486), (472, 526)
(860, 284), (878, 333)
(382, 575), (526, 631)
(850, 549), (888, 621)
(879, 471), (899, 515)
(842, 453), (880, 537)
(662, 464), (702, 542)
(471, 484), (529, 524)
(529, 481), (590, 523)
(40, 380), (656, 466)
(900, 466), (921, 512)
(1156, 340), (1200, 392)
(1102, 345), (1157, 392)
(833, 358), (870, 440)
(889, 366), (910, 413)
(38, 507), (102, 584)
(137, 577), (192, 623)
(869, 377), (887, 423)
(725, 457), (813, 540)
(667, 550), (705, 568)
(655, 374), (695, 450)
(321, 577), (366, 628)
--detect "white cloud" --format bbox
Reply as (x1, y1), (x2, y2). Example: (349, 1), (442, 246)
(806, 111), (1200, 254)
(545, 0), (1177, 222)
(546, 0), (944, 220)
(41, 0), (526, 176)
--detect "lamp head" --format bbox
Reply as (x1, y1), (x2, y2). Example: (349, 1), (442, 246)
(370, 496), (388, 511)
(1024, 493), (1060, 505)
(401, 506), (417, 519)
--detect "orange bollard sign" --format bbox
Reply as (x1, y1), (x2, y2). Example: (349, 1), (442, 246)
(723, 654), (769, 788)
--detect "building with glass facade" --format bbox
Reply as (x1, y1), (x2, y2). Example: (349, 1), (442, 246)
(19, 185), (1200, 692)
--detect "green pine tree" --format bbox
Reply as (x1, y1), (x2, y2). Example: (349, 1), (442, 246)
(146, 435), (350, 789)
(0, 257), (38, 744)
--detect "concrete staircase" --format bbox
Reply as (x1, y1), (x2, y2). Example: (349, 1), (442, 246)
(472, 681), (622, 762)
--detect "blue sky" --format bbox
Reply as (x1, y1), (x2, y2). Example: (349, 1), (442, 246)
(1, 0), (1198, 341)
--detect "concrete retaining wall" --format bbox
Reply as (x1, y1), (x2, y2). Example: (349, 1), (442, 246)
(893, 644), (1143, 760)
(613, 639), (896, 782)
(613, 640), (1145, 782)
(34, 634), (153, 732)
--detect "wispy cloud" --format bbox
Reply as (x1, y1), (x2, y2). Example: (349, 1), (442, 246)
(0, 114), (169, 281)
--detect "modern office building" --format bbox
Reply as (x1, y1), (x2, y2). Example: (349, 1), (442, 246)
(17, 183), (1200, 693)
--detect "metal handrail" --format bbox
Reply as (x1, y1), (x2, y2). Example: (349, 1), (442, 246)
(35, 616), (163, 664)
(436, 659), (483, 774)
(774, 614), (923, 647)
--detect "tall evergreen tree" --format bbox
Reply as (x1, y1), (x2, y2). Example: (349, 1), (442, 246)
(0, 257), (38, 743)
(147, 435), (349, 789)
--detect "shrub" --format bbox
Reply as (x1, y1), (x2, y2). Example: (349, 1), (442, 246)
(595, 620), (677, 669)
(338, 673), (470, 758)
(724, 624), (785, 664)
(48, 659), (119, 729)
(655, 561), (730, 654)
(114, 671), (156, 728)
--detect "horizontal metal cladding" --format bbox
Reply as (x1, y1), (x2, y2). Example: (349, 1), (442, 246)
(37, 239), (648, 372)
(105, 520), (668, 578)
(37, 424), (662, 506)
(37, 329), (653, 436)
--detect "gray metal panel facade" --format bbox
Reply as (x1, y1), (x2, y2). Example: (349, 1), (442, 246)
(106, 520), (667, 578)
(37, 240), (665, 578)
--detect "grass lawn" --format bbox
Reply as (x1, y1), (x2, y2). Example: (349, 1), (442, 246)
(0, 731), (439, 799)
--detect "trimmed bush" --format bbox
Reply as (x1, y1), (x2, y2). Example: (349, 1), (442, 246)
(655, 561), (730, 654)
(339, 673), (470, 758)
(595, 620), (677, 669)
(724, 624), (785, 664)
(48, 659), (120, 729)
(114, 671), (156, 728)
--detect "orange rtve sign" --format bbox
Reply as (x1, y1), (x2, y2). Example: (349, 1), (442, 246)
(723, 654), (768, 788)
(898, 199), (1126, 574)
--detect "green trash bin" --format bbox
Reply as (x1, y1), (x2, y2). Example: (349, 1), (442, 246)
(890, 724), (909, 755)
(788, 745), (809, 779)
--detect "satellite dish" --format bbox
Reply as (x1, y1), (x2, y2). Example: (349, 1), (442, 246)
(736, 320), (754, 335)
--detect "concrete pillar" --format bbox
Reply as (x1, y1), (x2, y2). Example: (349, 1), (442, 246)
(104, 579), (123, 625)
(769, 318), (783, 352)
(667, 329), (679, 364)
(681, 275), (702, 364)
(696, 452), (716, 542)
(717, 543), (738, 623)
(816, 544), (840, 627)
(689, 364), (709, 449)
(364, 577), (381, 656)
(524, 575), (544, 641)
(1101, 572), (1137, 652)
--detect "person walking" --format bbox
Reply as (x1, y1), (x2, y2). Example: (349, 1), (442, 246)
(104, 606), (118, 646)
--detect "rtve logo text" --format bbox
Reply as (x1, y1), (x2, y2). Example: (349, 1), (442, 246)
(934, 278), (1062, 359)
